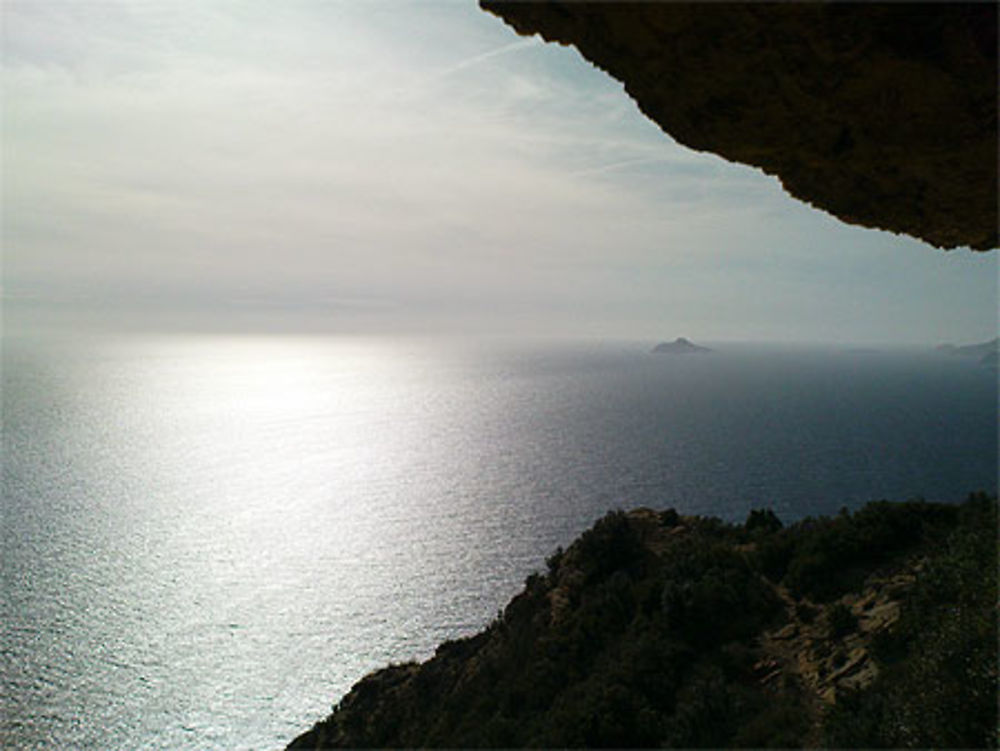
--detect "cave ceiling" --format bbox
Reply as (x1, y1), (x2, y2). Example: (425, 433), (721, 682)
(481, 2), (998, 251)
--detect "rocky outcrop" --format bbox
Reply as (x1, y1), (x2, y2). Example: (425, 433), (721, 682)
(480, 2), (998, 251)
(756, 564), (922, 745)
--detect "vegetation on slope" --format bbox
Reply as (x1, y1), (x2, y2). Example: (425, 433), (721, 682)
(824, 494), (998, 747)
(288, 494), (997, 749)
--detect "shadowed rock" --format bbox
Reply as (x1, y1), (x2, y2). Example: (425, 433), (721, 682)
(480, 2), (998, 251)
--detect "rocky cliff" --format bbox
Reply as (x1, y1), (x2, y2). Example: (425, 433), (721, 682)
(480, 2), (998, 251)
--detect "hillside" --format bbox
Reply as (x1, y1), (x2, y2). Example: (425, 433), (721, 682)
(288, 494), (997, 749)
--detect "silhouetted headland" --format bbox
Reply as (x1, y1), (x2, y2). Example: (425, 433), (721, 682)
(935, 337), (998, 370)
(287, 493), (997, 749)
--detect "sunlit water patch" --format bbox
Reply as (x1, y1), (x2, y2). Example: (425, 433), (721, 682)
(2, 335), (996, 749)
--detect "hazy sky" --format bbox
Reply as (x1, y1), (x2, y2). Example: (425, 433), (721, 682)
(3, 0), (997, 344)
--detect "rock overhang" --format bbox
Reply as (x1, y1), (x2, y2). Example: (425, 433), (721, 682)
(480, 2), (998, 251)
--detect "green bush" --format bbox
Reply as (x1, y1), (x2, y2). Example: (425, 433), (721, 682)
(780, 500), (958, 601)
(746, 507), (784, 534)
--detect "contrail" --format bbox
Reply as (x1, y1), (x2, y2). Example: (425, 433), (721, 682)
(568, 157), (674, 178)
(427, 38), (538, 81)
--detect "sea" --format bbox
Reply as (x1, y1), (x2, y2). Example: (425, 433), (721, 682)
(2, 334), (997, 750)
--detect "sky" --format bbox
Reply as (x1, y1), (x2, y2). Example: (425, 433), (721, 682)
(3, 0), (997, 345)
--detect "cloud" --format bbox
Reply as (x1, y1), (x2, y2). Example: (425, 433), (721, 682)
(2, 1), (995, 342)
(419, 38), (539, 83)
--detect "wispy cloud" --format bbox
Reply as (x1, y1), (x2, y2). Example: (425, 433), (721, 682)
(2, 1), (995, 342)
(424, 38), (539, 82)
(568, 157), (680, 178)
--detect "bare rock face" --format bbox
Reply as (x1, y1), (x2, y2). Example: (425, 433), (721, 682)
(480, 2), (998, 250)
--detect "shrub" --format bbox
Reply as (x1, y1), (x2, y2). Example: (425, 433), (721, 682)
(546, 546), (564, 576)
(576, 510), (647, 583)
(745, 507), (783, 534)
(660, 508), (680, 527)
(795, 601), (818, 624)
(827, 603), (857, 638)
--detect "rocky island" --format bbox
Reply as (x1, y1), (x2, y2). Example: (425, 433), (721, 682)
(287, 494), (997, 749)
(652, 337), (712, 355)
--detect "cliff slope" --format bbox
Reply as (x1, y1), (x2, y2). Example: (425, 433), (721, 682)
(288, 494), (997, 749)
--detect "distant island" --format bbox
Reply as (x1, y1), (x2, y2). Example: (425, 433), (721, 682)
(935, 337), (998, 370)
(287, 494), (997, 749)
(652, 337), (712, 354)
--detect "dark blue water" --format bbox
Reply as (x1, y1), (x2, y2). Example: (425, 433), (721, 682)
(2, 335), (996, 749)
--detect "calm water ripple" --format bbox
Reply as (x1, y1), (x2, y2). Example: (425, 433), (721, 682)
(2, 335), (996, 749)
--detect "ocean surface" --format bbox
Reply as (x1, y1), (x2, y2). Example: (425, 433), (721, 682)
(2, 334), (997, 750)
